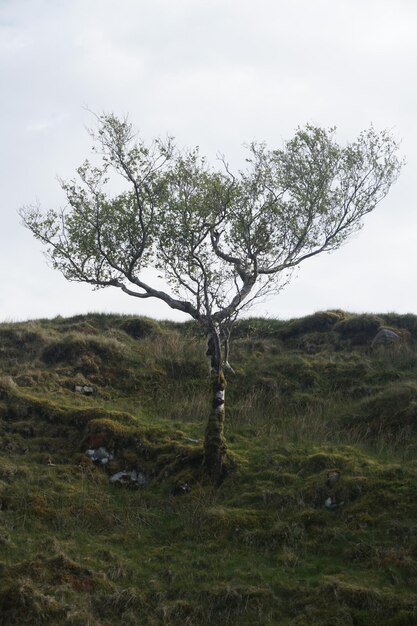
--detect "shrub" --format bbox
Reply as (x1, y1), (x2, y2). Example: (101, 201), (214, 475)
(279, 311), (346, 339)
(119, 317), (161, 340)
(42, 333), (125, 365)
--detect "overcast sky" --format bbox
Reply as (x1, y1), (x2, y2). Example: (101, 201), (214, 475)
(1, 0), (416, 322)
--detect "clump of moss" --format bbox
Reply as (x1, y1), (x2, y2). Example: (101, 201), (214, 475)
(119, 317), (161, 340)
(279, 310), (346, 339)
(333, 314), (384, 346)
(0, 323), (50, 363)
(0, 579), (66, 625)
(84, 417), (140, 457)
(61, 321), (97, 335)
(297, 451), (351, 475)
(0, 551), (110, 626)
(41, 333), (125, 366)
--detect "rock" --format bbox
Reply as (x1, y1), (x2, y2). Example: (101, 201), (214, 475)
(173, 482), (190, 495)
(371, 328), (400, 349)
(325, 496), (344, 510)
(85, 447), (113, 465)
(74, 385), (95, 395)
(326, 470), (340, 488)
(109, 470), (147, 487)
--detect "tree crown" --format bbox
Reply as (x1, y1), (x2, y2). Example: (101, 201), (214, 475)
(21, 114), (403, 331)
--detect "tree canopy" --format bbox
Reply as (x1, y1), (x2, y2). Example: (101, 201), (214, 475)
(21, 115), (402, 334)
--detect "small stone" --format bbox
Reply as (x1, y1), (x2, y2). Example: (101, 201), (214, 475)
(326, 470), (340, 487)
(325, 496), (344, 510)
(173, 482), (190, 495)
(109, 470), (147, 487)
(85, 447), (113, 465)
(74, 385), (96, 395)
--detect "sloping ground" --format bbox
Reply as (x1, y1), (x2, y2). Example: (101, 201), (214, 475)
(1, 312), (417, 625)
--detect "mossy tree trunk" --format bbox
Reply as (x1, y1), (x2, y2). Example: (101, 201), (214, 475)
(203, 369), (227, 482)
(203, 325), (227, 481)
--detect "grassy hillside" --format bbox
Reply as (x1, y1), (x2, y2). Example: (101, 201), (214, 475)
(1, 311), (417, 625)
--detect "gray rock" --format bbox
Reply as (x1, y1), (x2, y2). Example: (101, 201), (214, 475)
(109, 470), (147, 487)
(74, 385), (95, 395)
(325, 496), (344, 510)
(85, 447), (113, 465)
(173, 482), (190, 495)
(326, 470), (340, 487)
(371, 328), (401, 348)
(371, 328), (400, 348)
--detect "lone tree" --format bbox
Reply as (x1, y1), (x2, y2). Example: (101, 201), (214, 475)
(21, 115), (402, 481)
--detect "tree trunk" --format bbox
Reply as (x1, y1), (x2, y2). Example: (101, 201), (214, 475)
(203, 369), (227, 482)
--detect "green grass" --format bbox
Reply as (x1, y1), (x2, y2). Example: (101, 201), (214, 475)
(1, 311), (417, 624)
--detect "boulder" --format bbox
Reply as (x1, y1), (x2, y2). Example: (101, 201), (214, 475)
(371, 328), (400, 349)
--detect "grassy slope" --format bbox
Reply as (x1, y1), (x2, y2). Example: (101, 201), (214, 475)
(1, 311), (417, 625)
